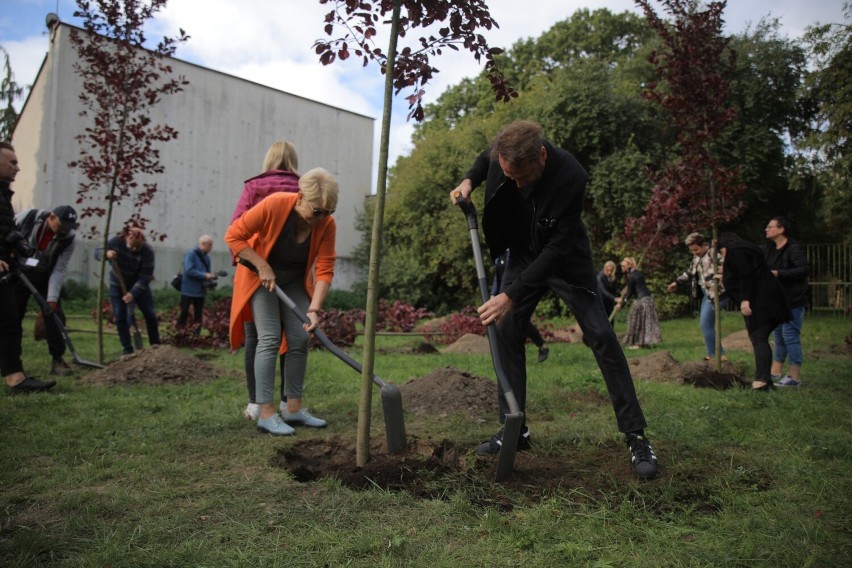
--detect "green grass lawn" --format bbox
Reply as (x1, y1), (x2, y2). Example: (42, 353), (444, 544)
(1, 311), (849, 567)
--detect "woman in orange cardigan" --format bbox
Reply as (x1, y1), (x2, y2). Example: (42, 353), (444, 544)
(225, 168), (339, 435)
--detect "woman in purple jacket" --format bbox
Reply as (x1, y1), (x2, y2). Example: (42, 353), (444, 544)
(230, 141), (302, 422)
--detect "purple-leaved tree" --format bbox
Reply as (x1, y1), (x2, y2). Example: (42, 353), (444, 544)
(68, 0), (188, 362)
(628, 0), (745, 369)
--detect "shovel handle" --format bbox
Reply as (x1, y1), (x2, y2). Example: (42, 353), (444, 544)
(237, 258), (388, 388)
(453, 191), (478, 230)
(453, 192), (522, 417)
(108, 257), (131, 296)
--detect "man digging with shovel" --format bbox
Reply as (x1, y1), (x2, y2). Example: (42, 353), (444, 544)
(449, 120), (659, 479)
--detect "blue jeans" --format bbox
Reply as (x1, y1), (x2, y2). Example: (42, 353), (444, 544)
(773, 306), (805, 368)
(249, 281), (310, 405)
(699, 294), (728, 357)
(110, 285), (160, 354)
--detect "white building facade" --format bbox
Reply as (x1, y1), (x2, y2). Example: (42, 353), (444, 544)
(12, 21), (373, 291)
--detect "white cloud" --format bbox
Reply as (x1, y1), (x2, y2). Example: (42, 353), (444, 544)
(4, 35), (50, 98)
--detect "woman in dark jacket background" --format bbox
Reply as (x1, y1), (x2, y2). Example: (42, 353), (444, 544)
(719, 232), (792, 390)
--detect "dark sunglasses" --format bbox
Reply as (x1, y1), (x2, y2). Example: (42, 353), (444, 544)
(311, 206), (335, 217)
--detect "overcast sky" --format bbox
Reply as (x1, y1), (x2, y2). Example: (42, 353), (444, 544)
(2, 0), (848, 187)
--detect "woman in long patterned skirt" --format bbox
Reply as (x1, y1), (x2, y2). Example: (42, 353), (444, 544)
(620, 257), (662, 349)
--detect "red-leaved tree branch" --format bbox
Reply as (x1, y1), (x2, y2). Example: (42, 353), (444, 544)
(314, 0), (515, 121)
(627, 0), (745, 266)
(68, 0), (188, 362)
(69, 0), (188, 241)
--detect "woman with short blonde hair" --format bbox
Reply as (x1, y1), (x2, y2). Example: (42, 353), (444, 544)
(226, 167), (340, 435)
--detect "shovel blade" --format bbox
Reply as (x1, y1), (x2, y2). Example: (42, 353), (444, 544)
(380, 384), (407, 454)
(495, 412), (524, 482)
(133, 331), (144, 351)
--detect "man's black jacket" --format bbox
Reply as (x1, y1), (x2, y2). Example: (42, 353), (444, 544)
(464, 139), (597, 303)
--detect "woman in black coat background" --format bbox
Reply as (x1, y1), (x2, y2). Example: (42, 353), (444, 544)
(719, 232), (792, 390)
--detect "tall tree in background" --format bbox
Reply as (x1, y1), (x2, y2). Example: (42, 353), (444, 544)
(314, 0), (515, 466)
(796, 4), (852, 242)
(68, 0), (188, 362)
(0, 46), (24, 142)
(629, 0), (744, 369)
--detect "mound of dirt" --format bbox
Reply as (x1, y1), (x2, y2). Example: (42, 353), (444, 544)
(627, 350), (748, 389)
(550, 324), (584, 344)
(79, 344), (225, 386)
(400, 366), (498, 418)
(722, 329), (753, 352)
(441, 333), (489, 354)
(627, 350), (681, 382)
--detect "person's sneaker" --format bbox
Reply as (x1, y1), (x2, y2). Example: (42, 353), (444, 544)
(475, 425), (531, 455)
(282, 407), (327, 428)
(257, 414), (295, 436)
(537, 346), (549, 363)
(626, 433), (659, 479)
(7, 376), (57, 394)
(50, 359), (74, 376)
(775, 376), (802, 387)
(243, 402), (260, 421)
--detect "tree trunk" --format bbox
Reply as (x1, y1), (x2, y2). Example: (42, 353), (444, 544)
(711, 224), (722, 371)
(357, 0), (401, 467)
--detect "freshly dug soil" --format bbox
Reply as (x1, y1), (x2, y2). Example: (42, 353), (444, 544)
(399, 365), (498, 418)
(627, 349), (748, 389)
(79, 344), (224, 386)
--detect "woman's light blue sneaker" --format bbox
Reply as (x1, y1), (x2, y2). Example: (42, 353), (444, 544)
(283, 408), (327, 428)
(257, 414), (295, 436)
(775, 376), (802, 387)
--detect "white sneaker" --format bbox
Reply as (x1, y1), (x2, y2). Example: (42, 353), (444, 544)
(243, 402), (260, 421)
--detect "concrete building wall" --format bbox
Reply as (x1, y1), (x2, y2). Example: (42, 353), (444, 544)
(11, 22), (372, 291)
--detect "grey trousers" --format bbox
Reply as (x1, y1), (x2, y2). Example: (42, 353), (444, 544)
(249, 281), (310, 405)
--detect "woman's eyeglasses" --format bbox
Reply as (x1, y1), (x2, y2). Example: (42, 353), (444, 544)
(311, 206), (335, 218)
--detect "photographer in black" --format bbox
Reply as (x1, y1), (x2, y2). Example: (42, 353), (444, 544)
(14, 205), (79, 376)
(1, 142), (56, 393)
(177, 234), (218, 334)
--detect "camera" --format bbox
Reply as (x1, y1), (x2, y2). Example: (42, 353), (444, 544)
(204, 270), (228, 290)
(6, 230), (36, 258)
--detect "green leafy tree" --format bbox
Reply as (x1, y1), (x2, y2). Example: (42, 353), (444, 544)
(795, 3), (852, 242)
(363, 5), (826, 321)
(68, 0), (188, 362)
(314, 0), (515, 466)
(721, 19), (809, 239)
(367, 9), (663, 312)
(0, 46), (24, 142)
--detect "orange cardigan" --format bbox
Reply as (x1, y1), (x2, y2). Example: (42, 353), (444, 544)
(225, 192), (336, 352)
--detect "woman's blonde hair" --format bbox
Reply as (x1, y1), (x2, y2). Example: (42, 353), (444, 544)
(622, 257), (637, 269)
(604, 260), (616, 271)
(299, 167), (339, 211)
(262, 141), (299, 173)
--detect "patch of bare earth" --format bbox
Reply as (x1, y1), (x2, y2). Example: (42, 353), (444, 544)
(272, 344), (754, 503)
(627, 350), (749, 389)
(79, 344), (224, 386)
(272, 366), (659, 507)
(399, 366), (498, 418)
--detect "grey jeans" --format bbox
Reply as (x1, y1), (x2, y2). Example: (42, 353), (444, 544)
(249, 281), (310, 405)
